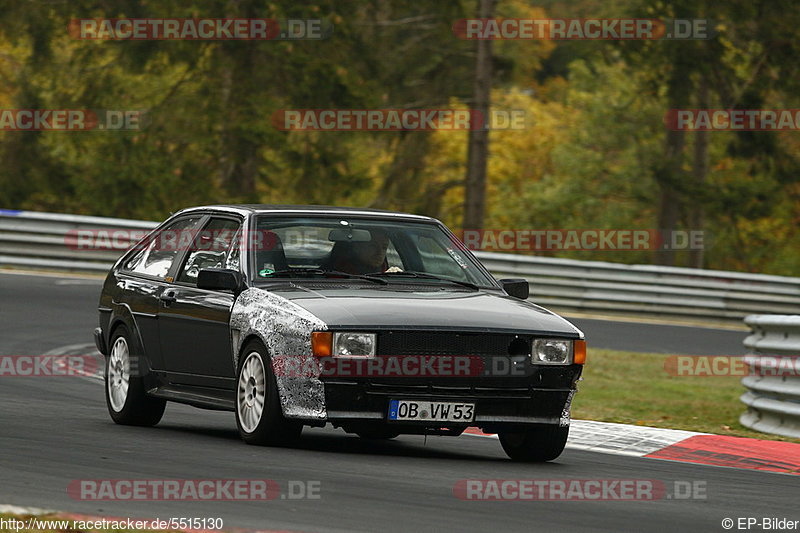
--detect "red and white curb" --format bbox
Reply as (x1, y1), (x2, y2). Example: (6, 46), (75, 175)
(644, 434), (800, 475)
(466, 420), (800, 475)
(464, 420), (700, 457)
(563, 420), (703, 457)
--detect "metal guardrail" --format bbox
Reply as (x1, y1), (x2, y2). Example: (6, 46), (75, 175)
(476, 252), (800, 323)
(1, 209), (800, 323)
(740, 315), (800, 438)
(0, 209), (155, 272)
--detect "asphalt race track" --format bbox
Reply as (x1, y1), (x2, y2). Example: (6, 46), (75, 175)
(0, 271), (789, 533)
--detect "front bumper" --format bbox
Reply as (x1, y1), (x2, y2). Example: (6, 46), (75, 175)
(322, 364), (582, 428)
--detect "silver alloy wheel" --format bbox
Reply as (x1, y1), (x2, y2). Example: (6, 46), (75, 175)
(108, 336), (130, 412)
(237, 352), (266, 433)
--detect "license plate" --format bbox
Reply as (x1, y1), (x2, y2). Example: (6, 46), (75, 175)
(388, 400), (475, 422)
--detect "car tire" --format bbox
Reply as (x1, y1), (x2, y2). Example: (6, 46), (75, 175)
(355, 428), (400, 440)
(498, 424), (569, 462)
(235, 340), (302, 446)
(105, 325), (166, 426)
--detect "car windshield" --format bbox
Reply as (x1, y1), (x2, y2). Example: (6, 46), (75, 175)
(250, 216), (496, 288)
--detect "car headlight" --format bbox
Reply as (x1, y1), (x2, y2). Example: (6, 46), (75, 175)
(532, 339), (572, 364)
(333, 332), (376, 357)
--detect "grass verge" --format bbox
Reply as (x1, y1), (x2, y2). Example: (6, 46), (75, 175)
(571, 348), (800, 444)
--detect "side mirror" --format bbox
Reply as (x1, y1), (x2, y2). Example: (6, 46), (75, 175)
(197, 268), (242, 293)
(499, 278), (529, 300)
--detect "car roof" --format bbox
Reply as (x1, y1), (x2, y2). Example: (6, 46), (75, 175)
(175, 204), (438, 222)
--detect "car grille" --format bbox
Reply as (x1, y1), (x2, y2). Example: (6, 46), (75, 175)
(362, 381), (533, 399)
(322, 377), (536, 399)
(377, 330), (531, 357)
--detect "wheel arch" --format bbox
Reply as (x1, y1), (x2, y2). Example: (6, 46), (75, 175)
(107, 303), (154, 380)
(238, 333), (271, 365)
(108, 304), (144, 353)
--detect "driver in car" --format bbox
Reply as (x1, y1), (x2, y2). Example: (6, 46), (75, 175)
(321, 230), (398, 275)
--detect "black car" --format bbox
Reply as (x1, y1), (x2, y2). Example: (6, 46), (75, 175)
(94, 205), (586, 462)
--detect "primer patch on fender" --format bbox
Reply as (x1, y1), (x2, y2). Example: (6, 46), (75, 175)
(559, 390), (575, 427)
(230, 287), (328, 420)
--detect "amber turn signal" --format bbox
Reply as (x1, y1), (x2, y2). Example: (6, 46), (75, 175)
(574, 340), (586, 365)
(311, 331), (333, 357)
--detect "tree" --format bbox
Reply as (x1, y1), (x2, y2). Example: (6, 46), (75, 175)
(462, 0), (493, 230)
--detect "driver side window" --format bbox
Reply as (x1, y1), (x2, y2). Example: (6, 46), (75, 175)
(177, 218), (242, 285)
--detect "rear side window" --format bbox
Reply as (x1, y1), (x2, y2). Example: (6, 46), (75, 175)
(123, 216), (203, 279)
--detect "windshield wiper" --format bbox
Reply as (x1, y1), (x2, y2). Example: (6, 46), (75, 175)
(260, 268), (388, 285)
(365, 270), (479, 290)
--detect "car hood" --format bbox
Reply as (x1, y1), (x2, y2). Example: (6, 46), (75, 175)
(257, 284), (582, 337)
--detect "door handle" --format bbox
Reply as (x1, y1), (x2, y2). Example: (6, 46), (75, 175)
(160, 290), (177, 305)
